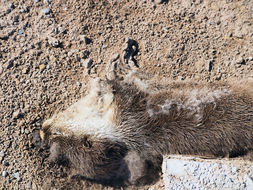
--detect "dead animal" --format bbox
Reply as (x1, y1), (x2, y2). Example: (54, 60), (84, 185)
(40, 74), (253, 186)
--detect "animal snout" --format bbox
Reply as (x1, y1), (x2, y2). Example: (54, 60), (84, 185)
(39, 124), (51, 149)
(40, 119), (54, 146)
(40, 129), (45, 141)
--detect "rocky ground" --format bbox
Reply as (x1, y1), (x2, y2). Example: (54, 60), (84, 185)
(0, 0), (252, 189)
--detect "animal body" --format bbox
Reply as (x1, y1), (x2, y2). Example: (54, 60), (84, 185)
(40, 73), (253, 186)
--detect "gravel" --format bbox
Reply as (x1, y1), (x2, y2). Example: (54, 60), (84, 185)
(82, 58), (93, 69)
(0, 0), (252, 189)
(39, 64), (46, 72)
(79, 35), (91, 45)
(25, 181), (32, 189)
(13, 15), (19, 22)
(7, 60), (14, 69)
(41, 8), (50, 15)
(48, 37), (61, 48)
(2, 171), (7, 177)
(0, 151), (4, 157)
(13, 172), (21, 181)
(9, 3), (14, 9)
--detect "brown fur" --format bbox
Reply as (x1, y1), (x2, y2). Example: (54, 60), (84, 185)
(112, 79), (253, 158)
(41, 76), (253, 186)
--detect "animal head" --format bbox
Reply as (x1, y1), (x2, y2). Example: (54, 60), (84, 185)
(40, 78), (161, 185)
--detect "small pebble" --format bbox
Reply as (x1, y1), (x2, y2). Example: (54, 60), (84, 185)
(22, 5), (29, 13)
(18, 30), (23, 35)
(236, 57), (246, 65)
(67, 51), (73, 57)
(14, 15), (19, 22)
(39, 64), (46, 72)
(80, 35), (91, 44)
(44, 0), (51, 4)
(24, 129), (30, 134)
(79, 50), (90, 59)
(25, 181), (32, 189)
(82, 58), (93, 69)
(154, 0), (168, 4)
(13, 172), (20, 180)
(162, 26), (169, 32)
(9, 3), (15, 9)
(7, 60), (14, 69)
(3, 160), (9, 166)
(48, 37), (60, 47)
(76, 82), (81, 87)
(54, 27), (58, 34)
(13, 110), (22, 119)
(0, 151), (4, 157)
(97, 58), (102, 64)
(22, 67), (29, 74)
(207, 60), (213, 72)
(41, 8), (50, 15)
(2, 171), (7, 177)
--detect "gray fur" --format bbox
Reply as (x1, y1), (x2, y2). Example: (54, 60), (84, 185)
(41, 76), (253, 186)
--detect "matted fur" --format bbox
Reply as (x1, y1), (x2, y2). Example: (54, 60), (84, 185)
(41, 75), (253, 186)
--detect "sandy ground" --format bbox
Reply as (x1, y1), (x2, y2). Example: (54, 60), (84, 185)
(0, 0), (252, 189)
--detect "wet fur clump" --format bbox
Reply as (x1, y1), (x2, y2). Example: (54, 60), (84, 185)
(40, 75), (253, 186)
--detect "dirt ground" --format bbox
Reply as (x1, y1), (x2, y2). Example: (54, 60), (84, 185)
(0, 0), (252, 189)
